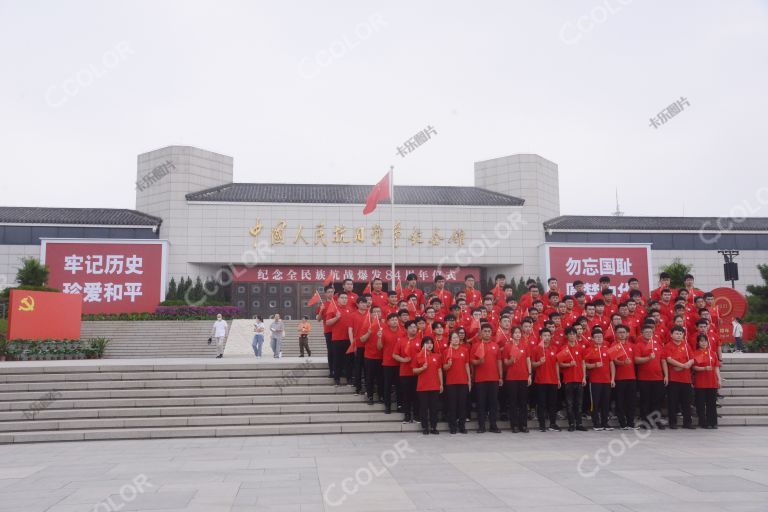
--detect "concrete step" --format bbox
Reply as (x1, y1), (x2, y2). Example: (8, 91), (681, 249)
(0, 368), (333, 383)
(720, 387), (768, 396)
(718, 416), (768, 426)
(717, 405), (768, 415)
(0, 376), (338, 392)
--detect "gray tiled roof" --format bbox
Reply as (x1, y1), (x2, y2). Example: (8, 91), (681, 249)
(186, 183), (524, 206)
(0, 207), (162, 226)
(544, 215), (768, 231)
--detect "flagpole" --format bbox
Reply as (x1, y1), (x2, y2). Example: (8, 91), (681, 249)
(389, 165), (395, 290)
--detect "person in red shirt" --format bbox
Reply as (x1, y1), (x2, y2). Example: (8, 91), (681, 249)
(380, 313), (403, 414)
(392, 320), (422, 423)
(546, 277), (564, 301)
(398, 273), (425, 311)
(682, 274), (704, 303)
(557, 327), (588, 431)
(442, 331), (470, 434)
(618, 303), (640, 341)
(470, 324), (502, 433)
(662, 326), (695, 429)
(650, 272), (672, 302)
(610, 325), (637, 429)
(431, 321), (449, 353)
(464, 274), (483, 309)
(369, 278), (388, 310)
(362, 305), (384, 405)
(327, 292), (353, 386)
(412, 337), (443, 435)
(502, 326), (531, 433)
(316, 285), (337, 378)
(619, 277), (643, 304)
(531, 328), (561, 432)
(349, 297), (371, 395)
(382, 291), (399, 317)
(603, 313), (622, 345)
(585, 328), (612, 430)
(430, 275), (454, 315)
(692, 334), (721, 429)
(340, 279), (358, 305)
(703, 292), (721, 328)
(601, 288), (618, 319)
(634, 323), (666, 429)
(517, 282), (540, 316)
(491, 273), (507, 307)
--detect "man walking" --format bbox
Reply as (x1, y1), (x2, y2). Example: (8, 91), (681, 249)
(210, 314), (228, 359)
(270, 314), (285, 359)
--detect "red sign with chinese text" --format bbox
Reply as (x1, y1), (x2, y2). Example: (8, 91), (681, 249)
(41, 240), (166, 314)
(711, 287), (749, 343)
(544, 244), (652, 297)
(8, 290), (82, 340)
(231, 265), (480, 283)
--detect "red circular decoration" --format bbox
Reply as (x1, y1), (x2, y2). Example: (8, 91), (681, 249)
(711, 287), (748, 320)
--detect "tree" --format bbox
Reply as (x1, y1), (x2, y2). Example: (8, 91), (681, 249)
(166, 277), (177, 301)
(16, 257), (49, 287)
(660, 259), (693, 289)
(746, 264), (768, 321)
(516, 277), (526, 298)
(191, 276), (204, 302)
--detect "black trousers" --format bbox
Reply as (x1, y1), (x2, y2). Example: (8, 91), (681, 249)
(364, 358), (383, 400)
(400, 375), (418, 419)
(382, 365), (400, 410)
(638, 380), (665, 425)
(331, 340), (351, 382)
(353, 347), (365, 392)
(444, 383), (468, 429)
(537, 383), (558, 427)
(475, 381), (499, 429)
(695, 388), (718, 427)
(590, 382), (611, 428)
(564, 382), (584, 426)
(299, 335), (311, 356)
(419, 390), (440, 430)
(667, 381), (693, 427)
(614, 379), (636, 428)
(324, 332), (333, 376)
(505, 380), (528, 429)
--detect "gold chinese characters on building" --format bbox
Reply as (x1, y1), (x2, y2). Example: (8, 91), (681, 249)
(248, 218), (466, 248)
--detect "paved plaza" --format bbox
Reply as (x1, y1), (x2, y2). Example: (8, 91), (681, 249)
(0, 427), (767, 512)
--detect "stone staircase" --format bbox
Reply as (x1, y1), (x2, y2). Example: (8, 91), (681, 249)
(274, 320), (328, 358)
(81, 321), (220, 359)
(0, 354), (764, 444)
(718, 354), (768, 426)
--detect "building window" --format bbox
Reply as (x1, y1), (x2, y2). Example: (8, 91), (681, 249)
(268, 300), (277, 308)
(268, 286), (278, 294)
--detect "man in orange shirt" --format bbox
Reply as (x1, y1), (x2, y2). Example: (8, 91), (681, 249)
(298, 315), (312, 357)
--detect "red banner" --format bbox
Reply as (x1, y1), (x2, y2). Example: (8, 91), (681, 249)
(543, 244), (652, 297)
(711, 287), (749, 343)
(231, 265), (480, 283)
(8, 290), (82, 340)
(41, 239), (167, 314)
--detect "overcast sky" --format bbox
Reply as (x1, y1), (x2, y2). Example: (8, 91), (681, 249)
(1, 0), (767, 217)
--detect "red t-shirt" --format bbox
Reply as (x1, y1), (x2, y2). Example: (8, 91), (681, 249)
(432, 335), (449, 354)
(472, 341), (501, 383)
(532, 345), (559, 385)
(585, 345), (611, 384)
(635, 339), (663, 381)
(430, 288), (454, 314)
(412, 351), (442, 391)
(398, 286), (425, 309)
(693, 349), (720, 389)
(330, 305), (354, 341)
(350, 310), (370, 349)
(663, 341), (693, 384)
(394, 335), (422, 376)
(442, 345), (470, 385)
(363, 318), (383, 360)
(611, 342), (636, 381)
(503, 342), (529, 381)
(370, 290), (388, 310)
(380, 326), (402, 366)
(558, 344), (585, 383)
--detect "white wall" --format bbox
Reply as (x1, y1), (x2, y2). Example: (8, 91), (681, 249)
(0, 245), (39, 290)
(652, 250), (768, 293)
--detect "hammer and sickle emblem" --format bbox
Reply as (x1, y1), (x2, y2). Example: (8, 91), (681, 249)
(18, 296), (35, 312)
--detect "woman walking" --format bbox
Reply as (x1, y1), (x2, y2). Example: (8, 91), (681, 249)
(252, 315), (265, 358)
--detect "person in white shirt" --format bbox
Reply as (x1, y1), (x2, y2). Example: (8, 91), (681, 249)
(270, 314), (285, 359)
(732, 317), (744, 353)
(210, 314), (228, 359)
(252, 315), (265, 358)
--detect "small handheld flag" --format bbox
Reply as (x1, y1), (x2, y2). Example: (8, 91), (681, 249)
(307, 291), (321, 307)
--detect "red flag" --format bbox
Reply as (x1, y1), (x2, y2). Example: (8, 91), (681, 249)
(363, 171), (391, 215)
(326, 298), (338, 316)
(506, 343), (522, 361)
(556, 348), (574, 364)
(606, 343), (626, 360)
(395, 278), (403, 296)
(474, 341), (486, 359)
(323, 272), (334, 287)
(307, 291), (321, 307)
(363, 281), (371, 294)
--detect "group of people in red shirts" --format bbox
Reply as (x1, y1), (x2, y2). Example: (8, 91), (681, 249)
(316, 271), (722, 435)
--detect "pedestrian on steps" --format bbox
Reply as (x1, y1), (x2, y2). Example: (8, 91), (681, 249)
(298, 315), (312, 357)
(210, 314), (228, 359)
(270, 314), (285, 358)
(252, 315), (265, 358)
